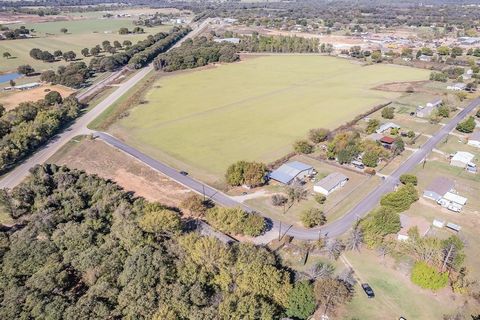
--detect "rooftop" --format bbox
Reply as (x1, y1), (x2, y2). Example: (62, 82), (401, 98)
(451, 151), (475, 164)
(469, 131), (480, 141)
(270, 161), (313, 184)
(315, 172), (348, 192)
(425, 176), (454, 197)
(380, 136), (395, 144)
(398, 214), (431, 237)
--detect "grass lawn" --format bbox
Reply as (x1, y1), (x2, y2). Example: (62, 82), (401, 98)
(109, 55), (430, 183)
(0, 20), (172, 72)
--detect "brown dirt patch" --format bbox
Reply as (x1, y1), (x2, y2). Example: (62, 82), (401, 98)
(0, 84), (76, 110)
(52, 138), (192, 207)
(373, 80), (430, 92)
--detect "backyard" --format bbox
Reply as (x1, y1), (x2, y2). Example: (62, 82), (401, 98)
(108, 55), (430, 184)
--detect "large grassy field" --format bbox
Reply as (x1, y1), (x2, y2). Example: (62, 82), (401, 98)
(0, 19), (172, 72)
(109, 55), (430, 183)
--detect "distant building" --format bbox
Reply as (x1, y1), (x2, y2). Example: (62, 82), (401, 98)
(450, 151), (476, 169)
(397, 214), (431, 241)
(418, 54), (432, 62)
(416, 98), (443, 118)
(376, 122), (400, 134)
(313, 172), (348, 195)
(423, 176), (455, 202)
(213, 37), (240, 44)
(463, 69), (473, 80)
(269, 161), (314, 185)
(467, 131), (480, 148)
(447, 83), (467, 91)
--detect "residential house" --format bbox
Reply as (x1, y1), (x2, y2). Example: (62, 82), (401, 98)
(467, 131), (480, 148)
(380, 136), (395, 148)
(397, 214), (431, 241)
(447, 83), (467, 91)
(416, 98), (443, 118)
(376, 122), (400, 134)
(313, 172), (349, 195)
(418, 54), (432, 62)
(450, 151), (476, 171)
(213, 37), (240, 44)
(269, 161), (314, 185)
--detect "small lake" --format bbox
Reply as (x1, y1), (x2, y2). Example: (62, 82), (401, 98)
(0, 73), (22, 84)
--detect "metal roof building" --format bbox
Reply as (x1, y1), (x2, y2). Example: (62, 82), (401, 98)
(314, 172), (349, 195)
(423, 176), (454, 202)
(269, 161), (313, 185)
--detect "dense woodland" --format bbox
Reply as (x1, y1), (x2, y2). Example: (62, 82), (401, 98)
(0, 165), (293, 319)
(154, 37), (239, 72)
(0, 96), (81, 173)
(40, 62), (91, 88)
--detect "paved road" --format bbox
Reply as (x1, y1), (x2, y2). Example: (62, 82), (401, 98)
(0, 20), (211, 190)
(95, 96), (480, 240)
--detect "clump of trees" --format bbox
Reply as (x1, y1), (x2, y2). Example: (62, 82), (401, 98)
(400, 174), (418, 186)
(380, 183), (419, 213)
(0, 96), (81, 172)
(17, 64), (35, 76)
(154, 37), (239, 72)
(225, 160), (267, 187)
(327, 131), (361, 164)
(411, 261), (449, 291)
(359, 206), (401, 247)
(430, 71), (448, 82)
(0, 25), (30, 39)
(308, 128), (330, 143)
(41, 62), (91, 88)
(238, 33), (319, 53)
(0, 164), (292, 319)
(300, 207), (326, 228)
(293, 139), (314, 154)
(456, 116), (476, 133)
(381, 106), (395, 119)
(205, 207), (265, 236)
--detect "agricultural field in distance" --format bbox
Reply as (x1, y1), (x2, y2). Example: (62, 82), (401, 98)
(109, 55), (430, 184)
(0, 18), (173, 73)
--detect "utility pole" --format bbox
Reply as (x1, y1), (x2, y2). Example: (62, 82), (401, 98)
(278, 222), (282, 241)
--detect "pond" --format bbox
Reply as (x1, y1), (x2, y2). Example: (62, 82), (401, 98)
(0, 72), (22, 84)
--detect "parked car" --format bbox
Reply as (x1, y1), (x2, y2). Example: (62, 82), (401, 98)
(179, 171), (188, 176)
(361, 283), (375, 298)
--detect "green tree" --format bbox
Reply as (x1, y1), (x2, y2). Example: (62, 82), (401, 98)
(451, 46), (463, 58)
(53, 50), (62, 57)
(44, 91), (63, 105)
(314, 278), (352, 315)
(17, 64), (35, 75)
(80, 48), (89, 57)
(380, 183), (418, 213)
(293, 139), (314, 154)
(436, 46), (450, 56)
(3, 52), (11, 59)
(381, 106), (395, 119)
(365, 118), (380, 134)
(360, 206), (401, 247)
(119, 27), (129, 34)
(314, 193), (326, 204)
(399, 174), (417, 186)
(60, 28), (68, 34)
(371, 50), (382, 63)
(225, 161), (266, 187)
(436, 105), (450, 118)
(456, 116), (476, 133)
(362, 150), (379, 167)
(205, 207), (265, 236)
(308, 128), (330, 143)
(411, 261), (448, 291)
(300, 208), (326, 228)
(286, 281), (316, 319)
(138, 207), (182, 235)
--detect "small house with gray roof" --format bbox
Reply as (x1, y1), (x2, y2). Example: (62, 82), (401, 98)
(269, 161), (314, 185)
(313, 172), (349, 195)
(423, 177), (454, 202)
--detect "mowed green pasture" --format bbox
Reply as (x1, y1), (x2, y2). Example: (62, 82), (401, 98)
(110, 56), (430, 181)
(0, 19), (172, 72)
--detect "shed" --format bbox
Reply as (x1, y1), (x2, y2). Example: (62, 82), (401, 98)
(313, 172), (349, 195)
(432, 219), (445, 228)
(450, 151), (475, 168)
(269, 161), (314, 185)
(426, 98), (443, 108)
(423, 176), (454, 201)
(443, 192), (467, 205)
(447, 83), (467, 91)
(467, 131), (480, 148)
(446, 222), (461, 232)
(397, 214), (431, 241)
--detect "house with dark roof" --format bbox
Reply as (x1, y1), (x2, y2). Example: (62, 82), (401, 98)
(380, 136), (395, 148)
(269, 161), (314, 185)
(423, 177), (454, 202)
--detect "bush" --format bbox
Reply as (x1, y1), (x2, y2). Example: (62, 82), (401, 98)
(308, 128), (330, 143)
(381, 106), (395, 119)
(399, 174), (417, 186)
(456, 116), (476, 133)
(411, 261), (449, 291)
(225, 161), (266, 187)
(380, 183), (418, 213)
(205, 207), (265, 236)
(44, 91), (63, 105)
(314, 194), (326, 204)
(429, 71), (448, 82)
(271, 194), (288, 206)
(436, 105), (450, 118)
(362, 150), (379, 167)
(365, 119), (379, 134)
(293, 140), (314, 154)
(300, 208), (326, 228)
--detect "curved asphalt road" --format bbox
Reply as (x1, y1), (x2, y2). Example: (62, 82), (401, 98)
(94, 96), (480, 240)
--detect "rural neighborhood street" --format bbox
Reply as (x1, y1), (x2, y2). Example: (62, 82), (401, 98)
(94, 95), (480, 241)
(0, 19), (210, 190)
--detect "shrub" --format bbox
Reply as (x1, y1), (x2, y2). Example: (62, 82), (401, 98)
(314, 194), (326, 204)
(308, 128), (330, 143)
(225, 161), (266, 187)
(381, 106), (395, 119)
(271, 194), (288, 206)
(205, 207), (265, 236)
(456, 116), (476, 133)
(411, 261), (449, 291)
(437, 105), (450, 118)
(365, 119), (380, 134)
(399, 174), (417, 186)
(293, 140), (314, 154)
(300, 208), (326, 228)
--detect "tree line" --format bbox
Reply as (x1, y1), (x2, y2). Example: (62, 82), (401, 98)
(153, 37), (239, 72)
(0, 95), (82, 173)
(40, 62), (92, 88)
(238, 33), (320, 53)
(89, 26), (190, 72)
(0, 25), (30, 40)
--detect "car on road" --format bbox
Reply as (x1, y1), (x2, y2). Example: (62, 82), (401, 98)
(179, 171), (188, 176)
(361, 283), (375, 298)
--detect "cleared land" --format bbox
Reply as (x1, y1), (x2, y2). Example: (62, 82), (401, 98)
(0, 19), (172, 72)
(109, 55), (430, 183)
(0, 84), (75, 109)
(48, 136), (192, 207)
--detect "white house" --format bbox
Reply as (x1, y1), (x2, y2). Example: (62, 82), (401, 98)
(376, 122), (400, 134)
(447, 83), (467, 91)
(313, 172), (348, 195)
(467, 131), (480, 148)
(450, 151), (475, 169)
(213, 37), (240, 44)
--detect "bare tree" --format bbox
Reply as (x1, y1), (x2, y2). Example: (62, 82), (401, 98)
(337, 267), (356, 291)
(308, 262), (335, 280)
(325, 238), (345, 260)
(346, 227), (363, 251)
